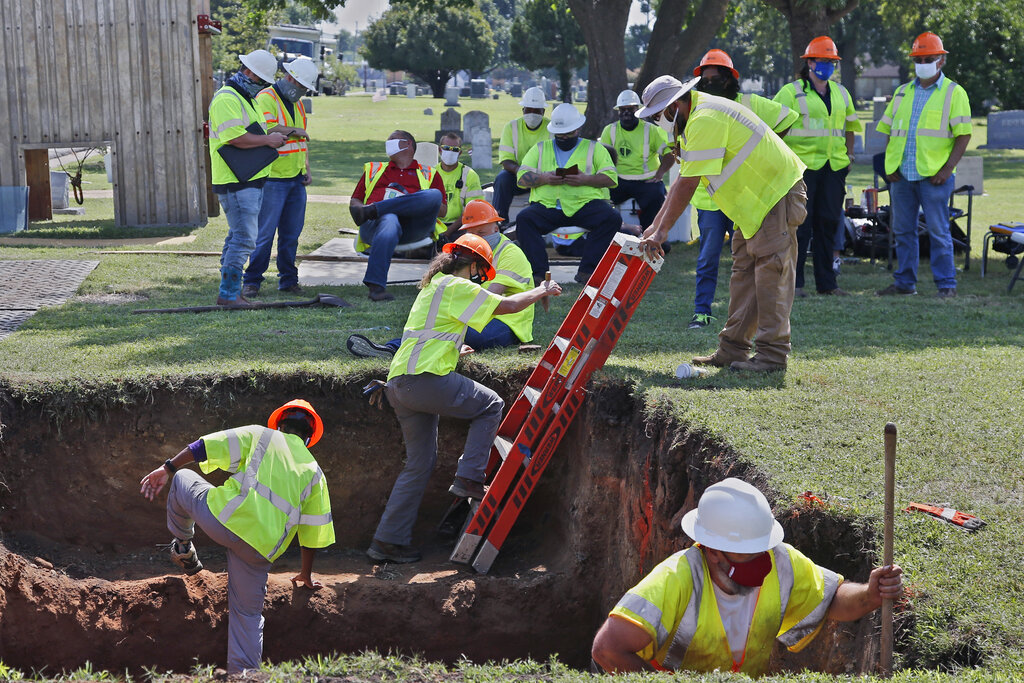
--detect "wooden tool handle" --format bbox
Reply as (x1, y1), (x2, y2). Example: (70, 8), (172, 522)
(881, 422), (897, 677)
(542, 271), (551, 312)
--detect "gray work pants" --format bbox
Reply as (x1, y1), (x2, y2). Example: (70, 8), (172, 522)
(374, 372), (504, 546)
(167, 470), (273, 674)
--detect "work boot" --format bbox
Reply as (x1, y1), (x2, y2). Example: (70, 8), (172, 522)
(366, 284), (395, 302)
(936, 288), (957, 299)
(693, 350), (747, 367)
(730, 357), (787, 373)
(367, 539), (421, 564)
(819, 288), (850, 296)
(346, 334), (396, 359)
(349, 202), (378, 227)
(215, 296), (253, 308)
(280, 284), (304, 295)
(876, 284), (916, 296)
(241, 284), (259, 298)
(794, 287), (808, 299)
(574, 271), (592, 285)
(448, 476), (487, 500)
(169, 538), (203, 575)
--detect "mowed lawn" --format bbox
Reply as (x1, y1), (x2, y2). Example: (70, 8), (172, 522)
(2, 93), (1024, 678)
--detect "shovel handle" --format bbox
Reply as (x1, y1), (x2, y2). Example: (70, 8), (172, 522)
(881, 422), (897, 677)
(542, 271), (551, 312)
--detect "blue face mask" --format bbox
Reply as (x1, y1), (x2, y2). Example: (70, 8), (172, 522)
(812, 61), (836, 81)
(230, 71), (264, 98)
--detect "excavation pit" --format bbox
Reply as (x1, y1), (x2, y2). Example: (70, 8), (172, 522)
(0, 375), (882, 675)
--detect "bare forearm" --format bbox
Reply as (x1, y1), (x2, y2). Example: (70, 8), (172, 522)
(827, 581), (880, 621)
(518, 171), (546, 188)
(593, 650), (654, 674)
(168, 447), (195, 470)
(945, 135), (971, 171)
(583, 174), (615, 188)
(648, 176), (699, 237)
(502, 160), (519, 174)
(495, 286), (548, 314)
(229, 132), (277, 149)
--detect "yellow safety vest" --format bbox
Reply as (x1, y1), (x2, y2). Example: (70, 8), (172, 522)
(498, 116), (552, 165)
(517, 139), (618, 217)
(256, 86), (309, 179)
(610, 544), (841, 676)
(201, 425), (335, 562)
(692, 92), (800, 211)
(431, 163), (484, 224)
(678, 91), (806, 238)
(876, 76), (973, 177)
(208, 86), (271, 186)
(355, 161), (443, 253)
(388, 273), (502, 380)
(491, 234), (535, 342)
(775, 79), (861, 171)
(600, 121), (669, 180)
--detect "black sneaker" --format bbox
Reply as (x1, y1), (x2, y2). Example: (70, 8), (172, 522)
(170, 539), (203, 575)
(876, 284), (917, 296)
(346, 334), (395, 359)
(688, 313), (714, 329)
(367, 539), (421, 563)
(448, 475), (487, 500)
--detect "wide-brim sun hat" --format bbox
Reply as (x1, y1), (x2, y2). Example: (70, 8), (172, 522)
(680, 477), (785, 553)
(636, 75), (700, 119)
(547, 103), (587, 134)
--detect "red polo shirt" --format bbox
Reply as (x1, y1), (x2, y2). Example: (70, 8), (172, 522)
(353, 160), (447, 212)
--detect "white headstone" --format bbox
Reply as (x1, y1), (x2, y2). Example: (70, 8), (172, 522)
(864, 121), (888, 156)
(445, 86), (460, 106)
(985, 110), (1024, 149)
(463, 110), (490, 145)
(955, 155), (983, 195)
(471, 129), (493, 170)
(50, 171), (70, 210)
(406, 83), (417, 98)
(872, 96), (887, 121)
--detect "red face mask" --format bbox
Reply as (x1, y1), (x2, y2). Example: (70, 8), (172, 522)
(726, 551), (772, 587)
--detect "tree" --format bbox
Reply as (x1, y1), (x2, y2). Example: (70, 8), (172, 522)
(756, 0), (860, 77)
(717, 0), (792, 94)
(832, 1), (905, 100)
(479, 0), (514, 73)
(633, 0), (732, 95)
(565, 0), (630, 134)
(212, 0), (277, 74)
(361, 0), (495, 97)
(624, 24), (651, 72)
(510, 0), (587, 102)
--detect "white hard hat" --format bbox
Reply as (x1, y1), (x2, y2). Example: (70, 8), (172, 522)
(285, 56), (318, 90)
(614, 89), (643, 110)
(680, 478), (785, 553)
(519, 86), (547, 109)
(239, 49), (278, 84)
(636, 75), (700, 118)
(547, 103), (586, 134)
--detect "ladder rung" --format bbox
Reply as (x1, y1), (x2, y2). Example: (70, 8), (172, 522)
(553, 335), (569, 352)
(493, 436), (514, 461)
(523, 386), (540, 405)
(584, 285), (599, 299)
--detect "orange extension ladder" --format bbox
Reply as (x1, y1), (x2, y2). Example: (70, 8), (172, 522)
(450, 233), (663, 573)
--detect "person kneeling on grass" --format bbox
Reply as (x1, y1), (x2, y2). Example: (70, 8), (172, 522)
(366, 233), (561, 563)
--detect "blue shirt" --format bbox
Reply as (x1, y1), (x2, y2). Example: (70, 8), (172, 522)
(899, 74), (945, 181)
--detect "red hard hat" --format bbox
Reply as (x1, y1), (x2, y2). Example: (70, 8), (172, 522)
(801, 36), (840, 60)
(442, 233), (497, 282)
(910, 32), (947, 57)
(268, 399), (324, 447)
(694, 49), (739, 79)
(459, 199), (503, 231)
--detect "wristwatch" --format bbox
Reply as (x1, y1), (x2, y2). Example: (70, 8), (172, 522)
(163, 459), (178, 474)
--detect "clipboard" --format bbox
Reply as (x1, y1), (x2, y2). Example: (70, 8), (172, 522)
(217, 122), (279, 181)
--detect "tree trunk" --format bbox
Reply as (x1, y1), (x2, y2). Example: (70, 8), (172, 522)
(558, 68), (573, 103)
(834, 30), (860, 100)
(635, 0), (730, 95)
(417, 70), (450, 98)
(761, 0), (860, 78)
(567, 0), (630, 139)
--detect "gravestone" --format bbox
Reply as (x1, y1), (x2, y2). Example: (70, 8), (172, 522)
(873, 96), (887, 121)
(864, 121), (888, 155)
(445, 86), (460, 106)
(406, 84), (417, 98)
(302, 97), (312, 114)
(423, 108), (433, 115)
(471, 128), (493, 170)
(435, 107), (463, 144)
(984, 110), (1024, 149)
(463, 110), (489, 145)
(470, 79), (487, 98)
(460, 86), (471, 98)
(510, 83), (523, 98)
(955, 155), (984, 195)
(50, 171), (69, 210)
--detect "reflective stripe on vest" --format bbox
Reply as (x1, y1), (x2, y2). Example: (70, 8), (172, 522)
(610, 123), (654, 180)
(788, 81), (846, 138)
(210, 88), (252, 140)
(363, 162), (432, 202)
(264, 88), (308, 155)
(402, 276), (466, 373)
(536, 139), (597, 174)
(690, 101), (765, 199)
(880, 81), (959, 138)
(493, 239), (531, 285)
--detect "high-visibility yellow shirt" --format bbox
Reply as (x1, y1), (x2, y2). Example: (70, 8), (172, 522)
(876, 76), (972, 177)
(774, 79), (862, 171)
(490, 234), (534, 342)
(692, 92), (800, 211)
(599, 121), (669, 180)
(610, 543), (842, 676)
(432, 163), (484, 224)
(517, 139), (618, 217)
(388, 273), (502, 380)
(209, 86), (271, 186)
(256, 85), (309, 179)
(498, 116), (552, 165)
(201, 425), (335, 562)
(678, 91), (806, 239)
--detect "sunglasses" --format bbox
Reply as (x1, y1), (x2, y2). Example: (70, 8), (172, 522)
(913, 56), (940, 64)
(440, 145), (461, 152)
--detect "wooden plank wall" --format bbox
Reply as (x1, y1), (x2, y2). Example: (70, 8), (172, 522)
(0, 0), (207, 227)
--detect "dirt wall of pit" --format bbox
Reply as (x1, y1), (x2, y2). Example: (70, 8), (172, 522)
(0, 374), (884, 674)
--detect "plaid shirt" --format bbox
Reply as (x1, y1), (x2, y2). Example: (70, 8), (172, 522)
(899, 74), (945, 181)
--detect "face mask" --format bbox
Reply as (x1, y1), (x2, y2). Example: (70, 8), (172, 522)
(726, 552), (772, 587)
(554, 135), (578, 151)
(915, 60), (939, 80)
(656, 108), (677, 137)
(700, 76), (728, 97)
(812, 61), (836, 81)
(618, 111), (638, 130)
(523, 113), (544, 129)
(481, 232), (501, 248)
(440, 150), (460, 165)
(385, 139), (409, 157)
(468, 264), (488, 285)
(231, 71), (264, 98)
(276, 78), (305, 103)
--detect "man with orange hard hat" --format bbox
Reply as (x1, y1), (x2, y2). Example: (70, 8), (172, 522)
(140, 400), (335, 673)
(876, 32), (971, 299)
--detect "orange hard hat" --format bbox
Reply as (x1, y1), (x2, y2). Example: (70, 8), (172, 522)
(801, 36), (840, 60)
(694, 49), (739, 79)
(268, 399), (324, 447)
(910, 32), (947, 57)
(459, 199), (503, 231)
(442, 233), (497, 282)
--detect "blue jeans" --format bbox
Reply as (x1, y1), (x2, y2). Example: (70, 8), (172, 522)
(218, 186), (263, 299)
(359, 189), (443, 288)
(693, 209), (734, 315)
(244, 177), (307, 290)
(890, 175), (957, 290)
(491, 169), (529, 221)
(515, 200), (622, 278)
(609, 179), (666, 228)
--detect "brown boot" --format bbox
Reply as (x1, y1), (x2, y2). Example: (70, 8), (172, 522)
(693, 351), (747, 367)
(730, 357), (787, 373)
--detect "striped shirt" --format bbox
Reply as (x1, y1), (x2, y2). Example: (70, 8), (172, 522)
(899, 74), (945, 181)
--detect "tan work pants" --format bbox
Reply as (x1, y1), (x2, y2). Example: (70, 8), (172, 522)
(717, 180), (808, 366)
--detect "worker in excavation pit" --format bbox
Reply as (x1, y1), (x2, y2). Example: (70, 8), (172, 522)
(367, 233), (561, 564)
(139, 399), (335, 674)
(592, 478), (903, 676)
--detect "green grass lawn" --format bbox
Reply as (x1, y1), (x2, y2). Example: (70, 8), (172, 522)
(2, 94), (1024, 680)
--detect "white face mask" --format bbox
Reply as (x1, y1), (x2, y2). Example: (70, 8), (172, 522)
(656, 106), (677, 137)
(523, 113), (544, 129)
(385, 139), (409, 157)
(440, 150), (460, 165)
(914, 60), (939, 81)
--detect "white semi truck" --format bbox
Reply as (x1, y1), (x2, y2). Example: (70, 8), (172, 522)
(266, 24), (333, 94)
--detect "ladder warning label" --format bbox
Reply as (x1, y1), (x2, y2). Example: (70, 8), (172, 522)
(600, 262), (628, 299)
(557, 347), (580, 377)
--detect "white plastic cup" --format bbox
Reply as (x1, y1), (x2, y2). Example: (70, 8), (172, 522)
(675, 363), (708, 379)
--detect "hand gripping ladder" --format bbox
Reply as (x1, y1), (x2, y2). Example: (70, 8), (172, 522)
(450, 233), (663, 573)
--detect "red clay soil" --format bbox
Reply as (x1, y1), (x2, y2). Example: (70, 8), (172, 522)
(0, 375), (882, 674)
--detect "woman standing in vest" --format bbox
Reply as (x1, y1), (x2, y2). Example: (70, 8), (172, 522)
(775, 36), (862, 297)
(368, 234), (561, 563)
